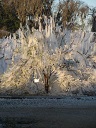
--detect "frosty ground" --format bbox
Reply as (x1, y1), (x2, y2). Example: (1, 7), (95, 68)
(0, 96), (96, 128)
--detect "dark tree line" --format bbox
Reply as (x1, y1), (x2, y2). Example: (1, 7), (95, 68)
(0, 0), (96, 34)
(91, 8), (96, 32)
(0, 0), (54, 33)
(0, 0), (20, 32)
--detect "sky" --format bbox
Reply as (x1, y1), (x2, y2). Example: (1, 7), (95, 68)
(81, 0), (96, 7)
(55, 0), (96, 7)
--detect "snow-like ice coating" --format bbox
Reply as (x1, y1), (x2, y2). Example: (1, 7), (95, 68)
(0, 17), (96, 95)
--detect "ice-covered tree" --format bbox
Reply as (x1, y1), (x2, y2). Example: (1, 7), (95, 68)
(0, 29), (61, 94)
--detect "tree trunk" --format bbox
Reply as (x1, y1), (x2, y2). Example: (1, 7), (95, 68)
(43, 73), (49, 93)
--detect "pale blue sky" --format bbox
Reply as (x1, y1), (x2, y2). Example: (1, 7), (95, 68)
(55, 0), (96, 7)
(81, 0), (96, 7)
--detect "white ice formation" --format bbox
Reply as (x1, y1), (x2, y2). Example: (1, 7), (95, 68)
(0, 16), (96, 95)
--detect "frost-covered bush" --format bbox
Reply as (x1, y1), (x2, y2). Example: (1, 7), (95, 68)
(0, 27), (96, 95)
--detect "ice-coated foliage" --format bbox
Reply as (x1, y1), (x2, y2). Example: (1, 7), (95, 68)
(0, 22), (96, 95)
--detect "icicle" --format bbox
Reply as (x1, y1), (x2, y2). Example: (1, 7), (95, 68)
(39, 17), (42, 32)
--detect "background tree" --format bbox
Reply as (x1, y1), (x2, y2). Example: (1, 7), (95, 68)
(57, 0), (89, 30)
(9, 0), (54, 25)
(91, 7), (96, 32)
(0, 0), (54, 33)
(0, 0), (20, 32)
